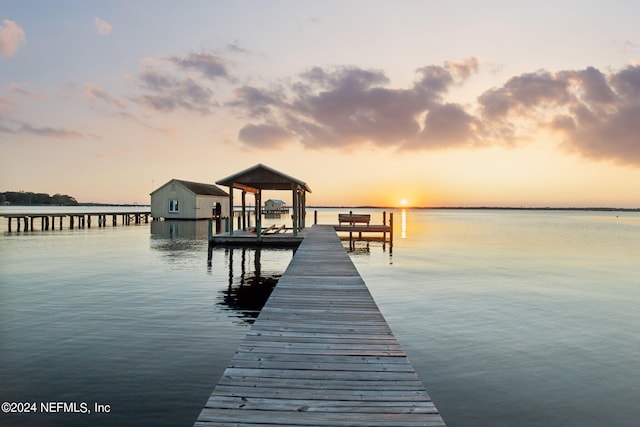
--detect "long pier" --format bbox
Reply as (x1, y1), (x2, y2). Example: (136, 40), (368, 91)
(195, 225), (445, 426)
(2, 210), (150, 232)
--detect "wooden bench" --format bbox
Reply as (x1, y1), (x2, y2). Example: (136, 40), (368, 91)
(338, 213), (371, 226)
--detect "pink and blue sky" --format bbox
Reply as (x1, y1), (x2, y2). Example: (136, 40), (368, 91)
(1, 1), (639, 207)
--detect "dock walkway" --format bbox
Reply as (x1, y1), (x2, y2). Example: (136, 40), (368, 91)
(195, 225), (445, 426)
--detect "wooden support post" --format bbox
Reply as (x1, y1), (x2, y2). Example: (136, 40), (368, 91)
(255, 190), (262, 242)
(17, 218), (21, 232)
(389, 212), (394, 252)
(208, 219), (213, 241)
(301, 193), (304, 229)
(228, 186), (234, 235)
(59, 216), (63, 229)
(241, 191), (246, 230)
(292, 185), (298, 236)
(237, 215), (241, 230)
(87, 215), (91, 228)
(24, 217), (29, 231)
(113, 215), (117, 226)
(51, 216), (55, 230)
(383, 211), (387, 242)
(7, 217), (12, 232)
(314, 210), (317, 225)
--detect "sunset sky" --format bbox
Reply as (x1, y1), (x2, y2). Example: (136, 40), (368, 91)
(2, 1), (639, 207)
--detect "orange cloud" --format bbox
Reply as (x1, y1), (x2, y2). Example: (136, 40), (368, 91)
(94, 18), (112, 36)
(0, 19), (26, 56)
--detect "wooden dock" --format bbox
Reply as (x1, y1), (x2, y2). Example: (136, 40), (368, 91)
(1, 210), (150, 232)
(195, 225), (445, 426)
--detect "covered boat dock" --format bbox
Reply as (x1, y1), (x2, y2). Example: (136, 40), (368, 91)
(213, 164), (311, 244)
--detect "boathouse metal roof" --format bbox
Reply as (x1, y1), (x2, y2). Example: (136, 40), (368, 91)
(150, 179), (228, 197)
(216, 163), (311, 193)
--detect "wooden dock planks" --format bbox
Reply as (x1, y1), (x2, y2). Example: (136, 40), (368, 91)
(194, 225), (445, 426)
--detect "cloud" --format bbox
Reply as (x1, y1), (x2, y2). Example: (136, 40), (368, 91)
(133, 52), (234, 114)
(230, 59), (639, 167)
(0, 120), (84, 139)
(7, 83), (49, 99)
(229, 86), (283, 118)
(415, 103), (480, 149)
(445, 57), (480, 80)
(560, 65), (640, 165)
(94, 18), (112, 36)
(0, 95), (14, 114)
(225, 40), (251, 55)
(169, 52), (231, 80)
(238, 123), (293, 149)
(478, 65), (640, 165)
(136, 71), (214, 114)
(232, 60), (479, 150)
(83, 84), (126, 108)
(0, 19), (26, 56)
(478, 70), (572, 120)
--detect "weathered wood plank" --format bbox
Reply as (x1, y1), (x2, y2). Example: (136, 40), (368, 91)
(196, 408), (444, 426)
(194, 225), (446, 426)
(206, 395), (438, 411)
(217, 376), (428, 391)
(230, 352), (412, 365)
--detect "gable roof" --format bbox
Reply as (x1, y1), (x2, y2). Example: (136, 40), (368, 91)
(216, 164), (311, 193)
(150, 179), (229, 197)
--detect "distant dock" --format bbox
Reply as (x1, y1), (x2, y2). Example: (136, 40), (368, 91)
(195, 225), (444, 426)
(209, 211), (393, 249)
(1, 209), (150, 232)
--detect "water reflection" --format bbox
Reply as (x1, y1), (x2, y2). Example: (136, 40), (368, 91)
(150, 220), (211, 240)
(401, 209), (407, 239)
(216, 247), (293, 324)
(149, 220), (209, 262)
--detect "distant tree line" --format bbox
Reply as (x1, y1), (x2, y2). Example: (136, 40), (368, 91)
(1, 191), (78, 205)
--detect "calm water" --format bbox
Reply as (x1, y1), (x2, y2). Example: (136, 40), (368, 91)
(1, 207), (639, 426)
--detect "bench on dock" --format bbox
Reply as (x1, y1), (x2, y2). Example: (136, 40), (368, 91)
(338, 213), (371, 226)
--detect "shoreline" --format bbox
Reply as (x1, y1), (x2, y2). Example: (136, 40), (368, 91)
(308, 206), (640, 212)
(2, 204), (639, 213)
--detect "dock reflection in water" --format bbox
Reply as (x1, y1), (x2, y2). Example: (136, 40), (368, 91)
(217, 247), (294, 324)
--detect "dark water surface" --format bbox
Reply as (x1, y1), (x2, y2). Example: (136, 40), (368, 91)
(1, 208), (639, 426)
